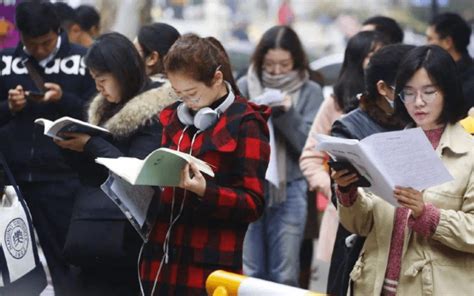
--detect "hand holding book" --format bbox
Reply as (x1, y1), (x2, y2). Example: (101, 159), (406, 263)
(54, 132), (91, 152)
(316, 128), (453, 206)
(328, 160), (371, 192)
(180, 162), (206, 197)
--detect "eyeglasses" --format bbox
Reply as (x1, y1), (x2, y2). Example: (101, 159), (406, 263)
(398, 87), (439, 104)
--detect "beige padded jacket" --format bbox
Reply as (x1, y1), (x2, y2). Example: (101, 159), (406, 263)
(338, 123), (474, 296)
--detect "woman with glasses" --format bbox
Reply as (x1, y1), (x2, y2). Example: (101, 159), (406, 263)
(139, 34), (270, 295)
(327, 44), (414, 296)
(237, 25), (324, 286)
(332, 45), (473, 295)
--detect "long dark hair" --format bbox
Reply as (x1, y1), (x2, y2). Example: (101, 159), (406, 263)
(164, 33), (240, 96)
(394, 45), (468, 125)
(84, 32), (148, 123)
(251, 25), (308, 81)
(333, 31), (386, 112)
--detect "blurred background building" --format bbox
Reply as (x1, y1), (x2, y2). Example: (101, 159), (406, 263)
(2, 0), (474, 77)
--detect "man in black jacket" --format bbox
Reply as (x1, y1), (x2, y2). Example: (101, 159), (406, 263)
(0, 2), (95, 295)
(427, 12), (474, 109)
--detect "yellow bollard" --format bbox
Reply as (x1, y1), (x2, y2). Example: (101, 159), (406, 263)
(206, 270), (326, 296)
(206, 270), (246, 296)
(212, 286), (229, 296)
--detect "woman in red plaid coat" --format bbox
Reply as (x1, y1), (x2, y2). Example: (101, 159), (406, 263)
(139, 34), (271, 295)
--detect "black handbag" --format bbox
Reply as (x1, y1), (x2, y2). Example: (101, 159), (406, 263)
(63, 185), (142, 268)
(0, 153), (47, 296)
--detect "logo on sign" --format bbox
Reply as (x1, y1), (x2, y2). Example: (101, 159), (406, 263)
(4, 218), (29, 259)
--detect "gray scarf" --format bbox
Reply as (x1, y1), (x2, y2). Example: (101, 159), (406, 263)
(262, 70), (307, 98)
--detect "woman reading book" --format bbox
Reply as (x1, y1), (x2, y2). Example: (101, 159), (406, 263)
(54, 32), (177, 295)
(331, 45), (474, 295)
(139, 34), (270, 295)
(326, 44), (414, 295)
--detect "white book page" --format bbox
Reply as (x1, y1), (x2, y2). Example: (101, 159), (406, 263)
(34, 118), (59, 139)
(46, 119), (76, 137)
(316, 133), (396, 206)
(100, 174), (155, 241)
(95, 157), (144, 184)
(361, 128), (453, 192)
(35, 116), (110, 140)
(150, 148), (214, 177)
(265, 119), (279, 187)
(34, 118), (53, 132)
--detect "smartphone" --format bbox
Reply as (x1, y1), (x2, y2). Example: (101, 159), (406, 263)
(22, 58), (47, 101)
(328, 160), (371, 187)
(26, 90), (45, 102)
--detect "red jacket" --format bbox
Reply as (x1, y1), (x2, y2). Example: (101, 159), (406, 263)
(140, 96), (270, 295)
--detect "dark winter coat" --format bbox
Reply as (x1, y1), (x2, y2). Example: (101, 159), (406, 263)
(327, 96), (405, 296)
(64, 83), (176, 260)
(0, 32), (96, 182)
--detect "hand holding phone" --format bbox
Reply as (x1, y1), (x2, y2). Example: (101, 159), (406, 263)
(22, 58), (48, 102)
(328, 160), (371, 187)
(8, 85), (27, 112)
(25, 90), (45, 102)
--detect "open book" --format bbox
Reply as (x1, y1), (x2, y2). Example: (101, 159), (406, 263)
(95, 147), (215, 186)
(316, 128), (453, 206)
(35, 116), (110, 140)
(100, 173), (158, 242)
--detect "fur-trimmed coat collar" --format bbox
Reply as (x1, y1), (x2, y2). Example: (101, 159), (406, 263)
(87, 82), (177, 138)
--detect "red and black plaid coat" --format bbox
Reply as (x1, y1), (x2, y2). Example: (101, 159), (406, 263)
(140, 96), (270, 295)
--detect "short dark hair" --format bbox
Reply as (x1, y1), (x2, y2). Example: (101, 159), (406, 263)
(364, 44), (415, 103)
(84, 33), (147, 107)
(363, 15), (404, 44)
(334, 30), (387, 112)
(137, 22), (180, 74)
(430, 12), (471, 54)
(394, 45), (468, 125)
(16, 2), (60, 37)
(251, 25), (308, 81)
(75, 5), (100, 32)
(53, 2), (78, 32)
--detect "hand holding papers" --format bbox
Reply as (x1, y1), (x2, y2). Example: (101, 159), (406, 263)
(316, 128), (453, 206)
(252, 88), (286, 106)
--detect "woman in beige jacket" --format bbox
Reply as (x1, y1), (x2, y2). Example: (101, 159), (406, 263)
(332, 45), (474, 295)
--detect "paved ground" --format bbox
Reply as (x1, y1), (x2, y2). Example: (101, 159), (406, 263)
(37, 238), (328, 295)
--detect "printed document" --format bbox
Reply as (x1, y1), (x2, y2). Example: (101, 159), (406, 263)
(316, 128), (453, 206)
(100, 173), (158, 241)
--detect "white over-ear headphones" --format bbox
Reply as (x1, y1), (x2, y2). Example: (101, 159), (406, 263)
(177, 81), (235, 131)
